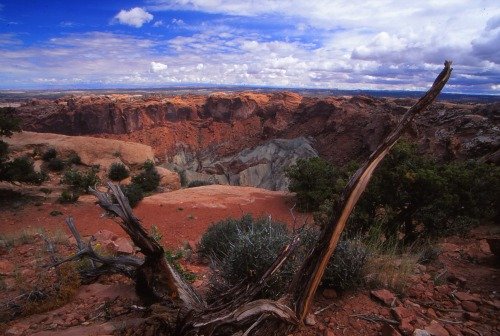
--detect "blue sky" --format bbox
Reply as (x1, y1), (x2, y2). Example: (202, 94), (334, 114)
(0, 1), (499, 93)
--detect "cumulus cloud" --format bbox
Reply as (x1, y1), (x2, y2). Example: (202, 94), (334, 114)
(2, 1), (500, 93)
(151, 61), (168, 72)
(472, 15), (500, 64)
(114, 7), (153, 28)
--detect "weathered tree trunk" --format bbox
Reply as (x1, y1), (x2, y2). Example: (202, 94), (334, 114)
(289, 61), (453, 322)
(60, 61), (452, 335)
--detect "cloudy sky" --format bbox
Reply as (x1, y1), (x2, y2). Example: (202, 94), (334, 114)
(0, 0), (499, 93)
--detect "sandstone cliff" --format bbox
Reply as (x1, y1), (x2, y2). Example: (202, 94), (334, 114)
(16, 93), (499, 167)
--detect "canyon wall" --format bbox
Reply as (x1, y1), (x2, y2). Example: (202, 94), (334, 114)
(16, 92), (499, 168)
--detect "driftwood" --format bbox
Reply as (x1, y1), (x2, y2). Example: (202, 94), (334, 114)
(59, 61), (453, 335)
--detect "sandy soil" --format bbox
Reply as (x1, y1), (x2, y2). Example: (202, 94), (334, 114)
(0, 185), (311, 248)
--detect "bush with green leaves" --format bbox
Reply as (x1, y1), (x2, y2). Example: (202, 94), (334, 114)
(187, 180), (213, 188)
(200, 215), (368, 300)
(131, 160), (160, 192)
(67, 152), (81, 165)
(42, 148), (57, 161)
(107, 162), (129, 181)
(287, 141), (499, 244)
(321, 239), (368, 291)
(0, 156), (46, 184)
(285, 157), (350, 212)
(61, 168), (100, 194)
(351, 142), (499, 243)
(120, 183), (144, 208)
(47, 157), (65, 171)
(58, 190), (79, 203)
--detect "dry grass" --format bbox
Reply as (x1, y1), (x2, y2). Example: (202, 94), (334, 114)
(361, 222), (422, 293)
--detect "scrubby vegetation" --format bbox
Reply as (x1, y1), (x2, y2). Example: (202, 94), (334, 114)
(131, 160), (160, 192)
(61, 168), (100, 194)
(107, 162), (129, 181)
(120, 183), (144, 208)
(0, 107), (45, 184)
(115, 160), (160, 208)
(47, 157), (64, 171)
(187, 180), (213, 188)
(287, 141), (499, 244)
(60, 167), (100, 203)
(41, 148), (57, 161)
(199, 215), (369, 299)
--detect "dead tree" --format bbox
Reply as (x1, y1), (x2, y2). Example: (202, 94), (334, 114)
(60, 61), (453, 335)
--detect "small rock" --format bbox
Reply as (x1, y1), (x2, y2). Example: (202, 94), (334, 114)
(447, 274), (467, 287)
(382, 324), (402, 336)
(463, 311), (481, 322)
(305, 313), (317, 326)
(114, 237), (134, 254)
(453, 292), (480, 303)
(462, 328), (480, 336)
(93, 229), (118, 243)
(425, 320), (449, 336)
(413, 329), (431, 336)
(461, 301), (478, 313)
(5, 323), (29, 336)
(443, 324), (461, 336)
(391, 306), (413, 322)
(0, 260), (14, 275)
(371, 289), (397, 306)
(427, 308), (438, 319)
(399, 317), (414, 335)
(478, 239), (491, 254)
(323, 329), (336, 336)
(322, 288), (338, 299)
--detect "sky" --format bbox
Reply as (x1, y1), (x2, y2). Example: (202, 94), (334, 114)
(0, 1), (499, 93)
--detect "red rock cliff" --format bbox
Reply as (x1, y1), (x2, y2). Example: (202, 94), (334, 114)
(16, 92), (499, 165)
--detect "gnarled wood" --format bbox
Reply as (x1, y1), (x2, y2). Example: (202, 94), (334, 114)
(90, 183), (205, 309)
(290, 61), (453, 322)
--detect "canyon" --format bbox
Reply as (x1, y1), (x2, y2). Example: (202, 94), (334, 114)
(16, 92), (499, 166)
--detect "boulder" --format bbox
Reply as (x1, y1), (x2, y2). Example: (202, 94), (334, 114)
(156, 167), (181, 190)
(5, 131), (154, 170)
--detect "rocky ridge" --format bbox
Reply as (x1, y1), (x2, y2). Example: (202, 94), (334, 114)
(16, 92), (500, 168)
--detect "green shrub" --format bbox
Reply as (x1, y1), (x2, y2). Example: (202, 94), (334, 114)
(61, 168), (100, 194)
(42, 148), (57, 161)
(321, 239), (368, 291)
(107, 162), (129, 181)
(201, 215), (367, 300)
(120, 183), (144, 208)
(198, 214), (256, 260)
(67, 152), (81, 165)
(202, 215), (291, 299)
(187, 180), (213, 188)
(351, 142), (500, 243)
(285, 157), (349, 212)
(58, 190), (79, 203)
(132, 160), (160, 192)
(288, 142), (500, 245)
(0, 156), (46, 184)
(47, 157), (64, 171)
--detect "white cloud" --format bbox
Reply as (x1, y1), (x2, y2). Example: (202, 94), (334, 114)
(153, 20), (164, 27)
(151, 61), (168, 72)
(114, 7), (153, 28)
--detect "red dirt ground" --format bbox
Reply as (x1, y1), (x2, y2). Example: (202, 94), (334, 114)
(0, 185), (311, 248)
(1, 186), (499, 336)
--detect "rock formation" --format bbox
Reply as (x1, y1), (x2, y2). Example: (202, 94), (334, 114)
(5, 131), (154, 170)
(14, 92), (499, 169)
